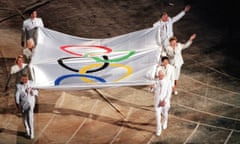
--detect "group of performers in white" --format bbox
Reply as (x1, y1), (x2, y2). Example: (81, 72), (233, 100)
(151, 4), (197, 136)
(3, 10), (43, 140)
(4, 4), (197, 139)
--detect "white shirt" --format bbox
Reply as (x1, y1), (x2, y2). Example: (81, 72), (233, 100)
(166, 41), (192, 67)
(22, 17), (44, 31)
(10, 63), (28, 74)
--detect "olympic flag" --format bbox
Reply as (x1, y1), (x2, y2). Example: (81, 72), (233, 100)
(29, 27), (161, 90)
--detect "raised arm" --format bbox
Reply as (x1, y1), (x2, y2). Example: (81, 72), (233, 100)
(21, 22), (26, 47)
(39, 18), (44, 27)
(182, 33), (197, 49)
(15, 85), (20, 105)
(172, 5), (191, 23)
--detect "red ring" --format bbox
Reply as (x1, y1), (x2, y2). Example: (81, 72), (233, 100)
(60, 45), (112, 57)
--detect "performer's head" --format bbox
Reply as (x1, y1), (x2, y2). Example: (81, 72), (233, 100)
(21, 73), (29, 84)
(15, 55), (24, 65)
(160, 12), (169, 22)
(158, 71), (164, 80)
(169, 36), (177, 47)
(161, 56), (169, 66)
(30, 10), (37, 19)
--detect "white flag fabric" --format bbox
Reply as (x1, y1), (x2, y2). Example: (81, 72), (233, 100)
(29, 27), (161, 90)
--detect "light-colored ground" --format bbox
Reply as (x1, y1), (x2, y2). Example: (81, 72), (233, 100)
(0, 0), (240, 144)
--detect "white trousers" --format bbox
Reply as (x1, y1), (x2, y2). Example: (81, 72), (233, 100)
(22, 105), (35, 137)
(155, 106), (169, 132)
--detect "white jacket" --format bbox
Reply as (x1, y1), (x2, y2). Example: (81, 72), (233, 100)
(153, 11), (186, 47)
(166, 41), (192, 67)
(15, 80), (38, 110)
(22, 18), (44, 31)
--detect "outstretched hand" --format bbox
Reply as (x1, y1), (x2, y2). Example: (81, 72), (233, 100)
(184, 5), (191, 12)
(189, 33), (197, 41)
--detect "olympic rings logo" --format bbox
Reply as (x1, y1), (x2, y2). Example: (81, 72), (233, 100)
(54, 45), (135, 85)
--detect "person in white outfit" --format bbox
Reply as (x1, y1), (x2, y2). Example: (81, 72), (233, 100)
(148, 56), (175, 93)
(156, 56), (175, 92)
(21, 10), (44, 47)
(153, 5), (191, 56)
(154, 70), (172, 136)
(166, 33), (197, 95)
(15, 73), (38, 139)
(4, 55), (28, 92)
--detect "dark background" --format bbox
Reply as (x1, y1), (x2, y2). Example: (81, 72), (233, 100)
(188, 0), (239, 60)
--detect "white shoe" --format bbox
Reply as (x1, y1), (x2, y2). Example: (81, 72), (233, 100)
(168, 2), (174, 6)
(162, 121), (168, 130)
(30, 135), (34, 139)
(26, 128), (30, 136)
(173, 91), (178, 95)
(156, 129), (162, 136)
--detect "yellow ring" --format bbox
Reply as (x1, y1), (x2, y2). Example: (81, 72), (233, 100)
(79, 63), (132, 83)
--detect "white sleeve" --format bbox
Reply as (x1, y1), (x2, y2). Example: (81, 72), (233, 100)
(15, 84), (21, 104)
(182, 40), (192, 50)
(171, 11), (185, 23)
(30, 81), (39, 96)
(33, 89), (39, 96)
(21, 21), (26, 42)
(10, 65), (16, 74)
(153, 21), (160, 27)
(39, 18), (44, 27)
(170, 66), (175, 87)
(22, 20), (26, 31)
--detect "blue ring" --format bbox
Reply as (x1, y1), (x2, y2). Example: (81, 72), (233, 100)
(54, 74), (106, 85)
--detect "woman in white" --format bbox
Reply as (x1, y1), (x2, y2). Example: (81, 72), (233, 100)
(166, 33), (196, 95)
(4, 55), (28, 92)
(154, 70), (172, 136)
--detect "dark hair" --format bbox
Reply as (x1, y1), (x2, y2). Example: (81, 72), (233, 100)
(29, 10), (36, 15)
(160, 12), (168, 18)
(161, 56), (169, 62)
(169, 36), (177, 42)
